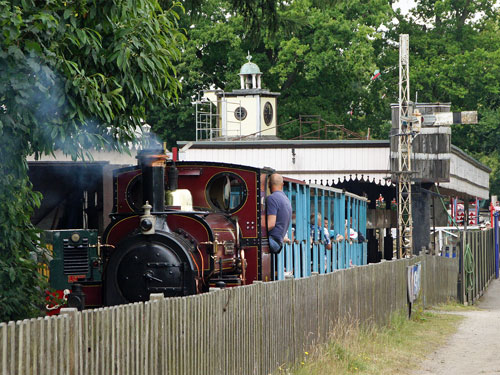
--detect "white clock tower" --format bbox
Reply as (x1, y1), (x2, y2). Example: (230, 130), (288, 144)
(196, 53), (280, 140)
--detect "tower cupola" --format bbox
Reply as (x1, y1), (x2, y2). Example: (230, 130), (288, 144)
(195, 52), (279, 140)
(239, 52), (262, 89)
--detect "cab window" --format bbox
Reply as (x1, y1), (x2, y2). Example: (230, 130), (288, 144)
(206, 173), (247, 213)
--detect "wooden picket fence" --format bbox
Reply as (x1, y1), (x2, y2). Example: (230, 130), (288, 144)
(1, 255), (458, 375)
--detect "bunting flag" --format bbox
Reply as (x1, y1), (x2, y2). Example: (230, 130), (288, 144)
(371, 69), (381, 80)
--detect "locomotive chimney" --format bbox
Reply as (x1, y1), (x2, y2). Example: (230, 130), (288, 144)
(167, 162), (179, 191)
(137, 148), (167, 213)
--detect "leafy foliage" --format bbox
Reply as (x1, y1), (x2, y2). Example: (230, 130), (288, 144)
(393, 0), (500, 196)
(0, 0), (185, 321)
(0, 130), (45, 321)
(148, 0), (394, 146)
(0, 0), (185, 158)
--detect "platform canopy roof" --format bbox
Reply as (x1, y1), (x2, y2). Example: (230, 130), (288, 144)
(177, 139), (491, 200)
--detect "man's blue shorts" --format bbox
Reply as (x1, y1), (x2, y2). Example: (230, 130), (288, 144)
(269, 236), (283, 254)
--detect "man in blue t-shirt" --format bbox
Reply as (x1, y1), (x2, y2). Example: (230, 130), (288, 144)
(266, 173), (292, 254)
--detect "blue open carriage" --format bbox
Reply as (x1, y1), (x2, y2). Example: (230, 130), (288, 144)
(274, 180), (368, 280)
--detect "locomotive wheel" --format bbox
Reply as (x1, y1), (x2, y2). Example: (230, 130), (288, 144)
(104, 231), (197, 306)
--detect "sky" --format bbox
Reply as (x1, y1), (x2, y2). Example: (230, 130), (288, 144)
(393, 0), (417, 14)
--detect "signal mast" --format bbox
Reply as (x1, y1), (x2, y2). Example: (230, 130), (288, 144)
(393, 35), (478, 258)
(396, 34), (420, 258)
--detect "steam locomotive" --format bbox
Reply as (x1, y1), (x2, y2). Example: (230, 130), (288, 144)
(44, 148), (368, 310)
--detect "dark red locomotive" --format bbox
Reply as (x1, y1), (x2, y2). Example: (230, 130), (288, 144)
(101, 148), (275, 305)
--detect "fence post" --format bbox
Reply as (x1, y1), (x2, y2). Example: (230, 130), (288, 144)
(495, 212), (499, 279)
(458, 232), (466, 304)
(60, 307), (79, 375)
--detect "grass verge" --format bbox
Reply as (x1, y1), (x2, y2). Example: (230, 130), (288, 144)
(279, 304), (465, 375)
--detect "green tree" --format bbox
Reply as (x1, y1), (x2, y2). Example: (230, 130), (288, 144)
(147, 0), (248, 146)
(148, 0), (394, 144)
(389, 0), (500, 195)
(265, 0), (393, 136)
(0, 0), (185, 322)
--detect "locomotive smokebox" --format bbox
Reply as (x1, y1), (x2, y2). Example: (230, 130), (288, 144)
(137, 149), (167, 213)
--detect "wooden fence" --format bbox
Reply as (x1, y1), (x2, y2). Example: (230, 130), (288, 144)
(459, 229), (496, 305)
(1, 255), (458, 375)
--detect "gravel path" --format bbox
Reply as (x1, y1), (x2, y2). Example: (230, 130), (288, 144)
(413, 278), (500, 375)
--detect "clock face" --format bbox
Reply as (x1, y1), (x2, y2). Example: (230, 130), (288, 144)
(234, 106), (247, 121)
(263, 102), (273, 126)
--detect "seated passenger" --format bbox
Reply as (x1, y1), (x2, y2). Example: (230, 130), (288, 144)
(325, 218), (344, 242)
(310, 213), (332, 250)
